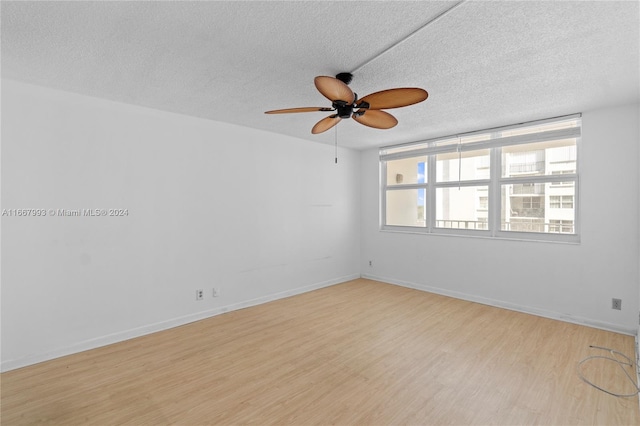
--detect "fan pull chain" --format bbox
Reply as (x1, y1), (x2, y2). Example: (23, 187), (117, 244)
(457, 137), (462, 190)
(335, 125), (338, 164)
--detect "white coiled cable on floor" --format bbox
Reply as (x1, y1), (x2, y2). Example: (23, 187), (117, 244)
(577, 345), (640, 398)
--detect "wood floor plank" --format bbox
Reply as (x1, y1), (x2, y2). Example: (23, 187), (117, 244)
(2, 279), (639, 425)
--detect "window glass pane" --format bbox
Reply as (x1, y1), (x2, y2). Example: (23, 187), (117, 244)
(386, 189), (426, 227)
(436, 149), (490, 182)
(386, 156), (427, 185)
(436, 186), (488, 230)
(501, 183), (575, 233)
(502, 139), (576, 178)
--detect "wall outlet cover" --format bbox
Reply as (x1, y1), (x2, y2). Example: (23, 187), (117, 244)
(612, 298), (622, 310)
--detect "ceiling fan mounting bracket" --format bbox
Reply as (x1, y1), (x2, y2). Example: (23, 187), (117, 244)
(335, 72), (353, 85)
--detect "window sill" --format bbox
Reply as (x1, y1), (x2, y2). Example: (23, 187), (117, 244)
(379, 226), (581, 244)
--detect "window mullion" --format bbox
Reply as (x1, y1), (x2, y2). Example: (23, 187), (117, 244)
(489, 147), (502, 236)
(427, 153), (437, 232)
(433, 179), (491, 188)
(380, 159), (387, 228)
(500, 174), (577, 185)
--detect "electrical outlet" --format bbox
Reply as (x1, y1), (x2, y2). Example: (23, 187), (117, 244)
(196, 289), (204, 301)
(612, 298), (622, 310)
(212, 287), (219, 297)
(369, 260), (372, 267)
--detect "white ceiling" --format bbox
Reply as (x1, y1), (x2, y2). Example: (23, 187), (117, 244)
(2, 1), (639, 150)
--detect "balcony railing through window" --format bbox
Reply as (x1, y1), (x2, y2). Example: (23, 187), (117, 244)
(508, 161), (545, 174)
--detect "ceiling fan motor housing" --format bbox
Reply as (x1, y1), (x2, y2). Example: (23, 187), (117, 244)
(332, 97), (370, 119)
(333, 100), (353, 119)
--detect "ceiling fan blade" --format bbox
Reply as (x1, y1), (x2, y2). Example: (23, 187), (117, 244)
(314, 76), (355, 104)
(357, 88), (428, 110)
(265, 107), (334, 114)
(312, 115), (341, 134)
(353, 110), (398, 129)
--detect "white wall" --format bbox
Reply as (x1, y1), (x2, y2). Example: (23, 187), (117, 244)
(1, 80), (361, 371)
(361, 103), (640, 335)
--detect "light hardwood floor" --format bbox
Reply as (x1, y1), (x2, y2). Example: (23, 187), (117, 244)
(2, 279), (639, 425)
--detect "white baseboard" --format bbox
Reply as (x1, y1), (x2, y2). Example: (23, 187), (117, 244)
(361, 273), (637, 336)
(636, 331), (640, 413)
(1, 274), (359, 372)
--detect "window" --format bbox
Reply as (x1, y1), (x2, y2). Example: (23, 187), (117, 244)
(549, 195), (574, 208)
(384, 156), (427, 227)
(433, 148), (490, 230)
(380, 115), (580, 242)
(478, 196), (488, 210)
(549, 220), (574, 233)
(436, 186), (489, 230)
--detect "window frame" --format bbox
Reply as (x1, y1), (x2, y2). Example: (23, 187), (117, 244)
(379, 114), (581, 243)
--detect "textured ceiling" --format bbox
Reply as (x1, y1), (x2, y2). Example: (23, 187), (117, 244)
(2, 1), (639, 150)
